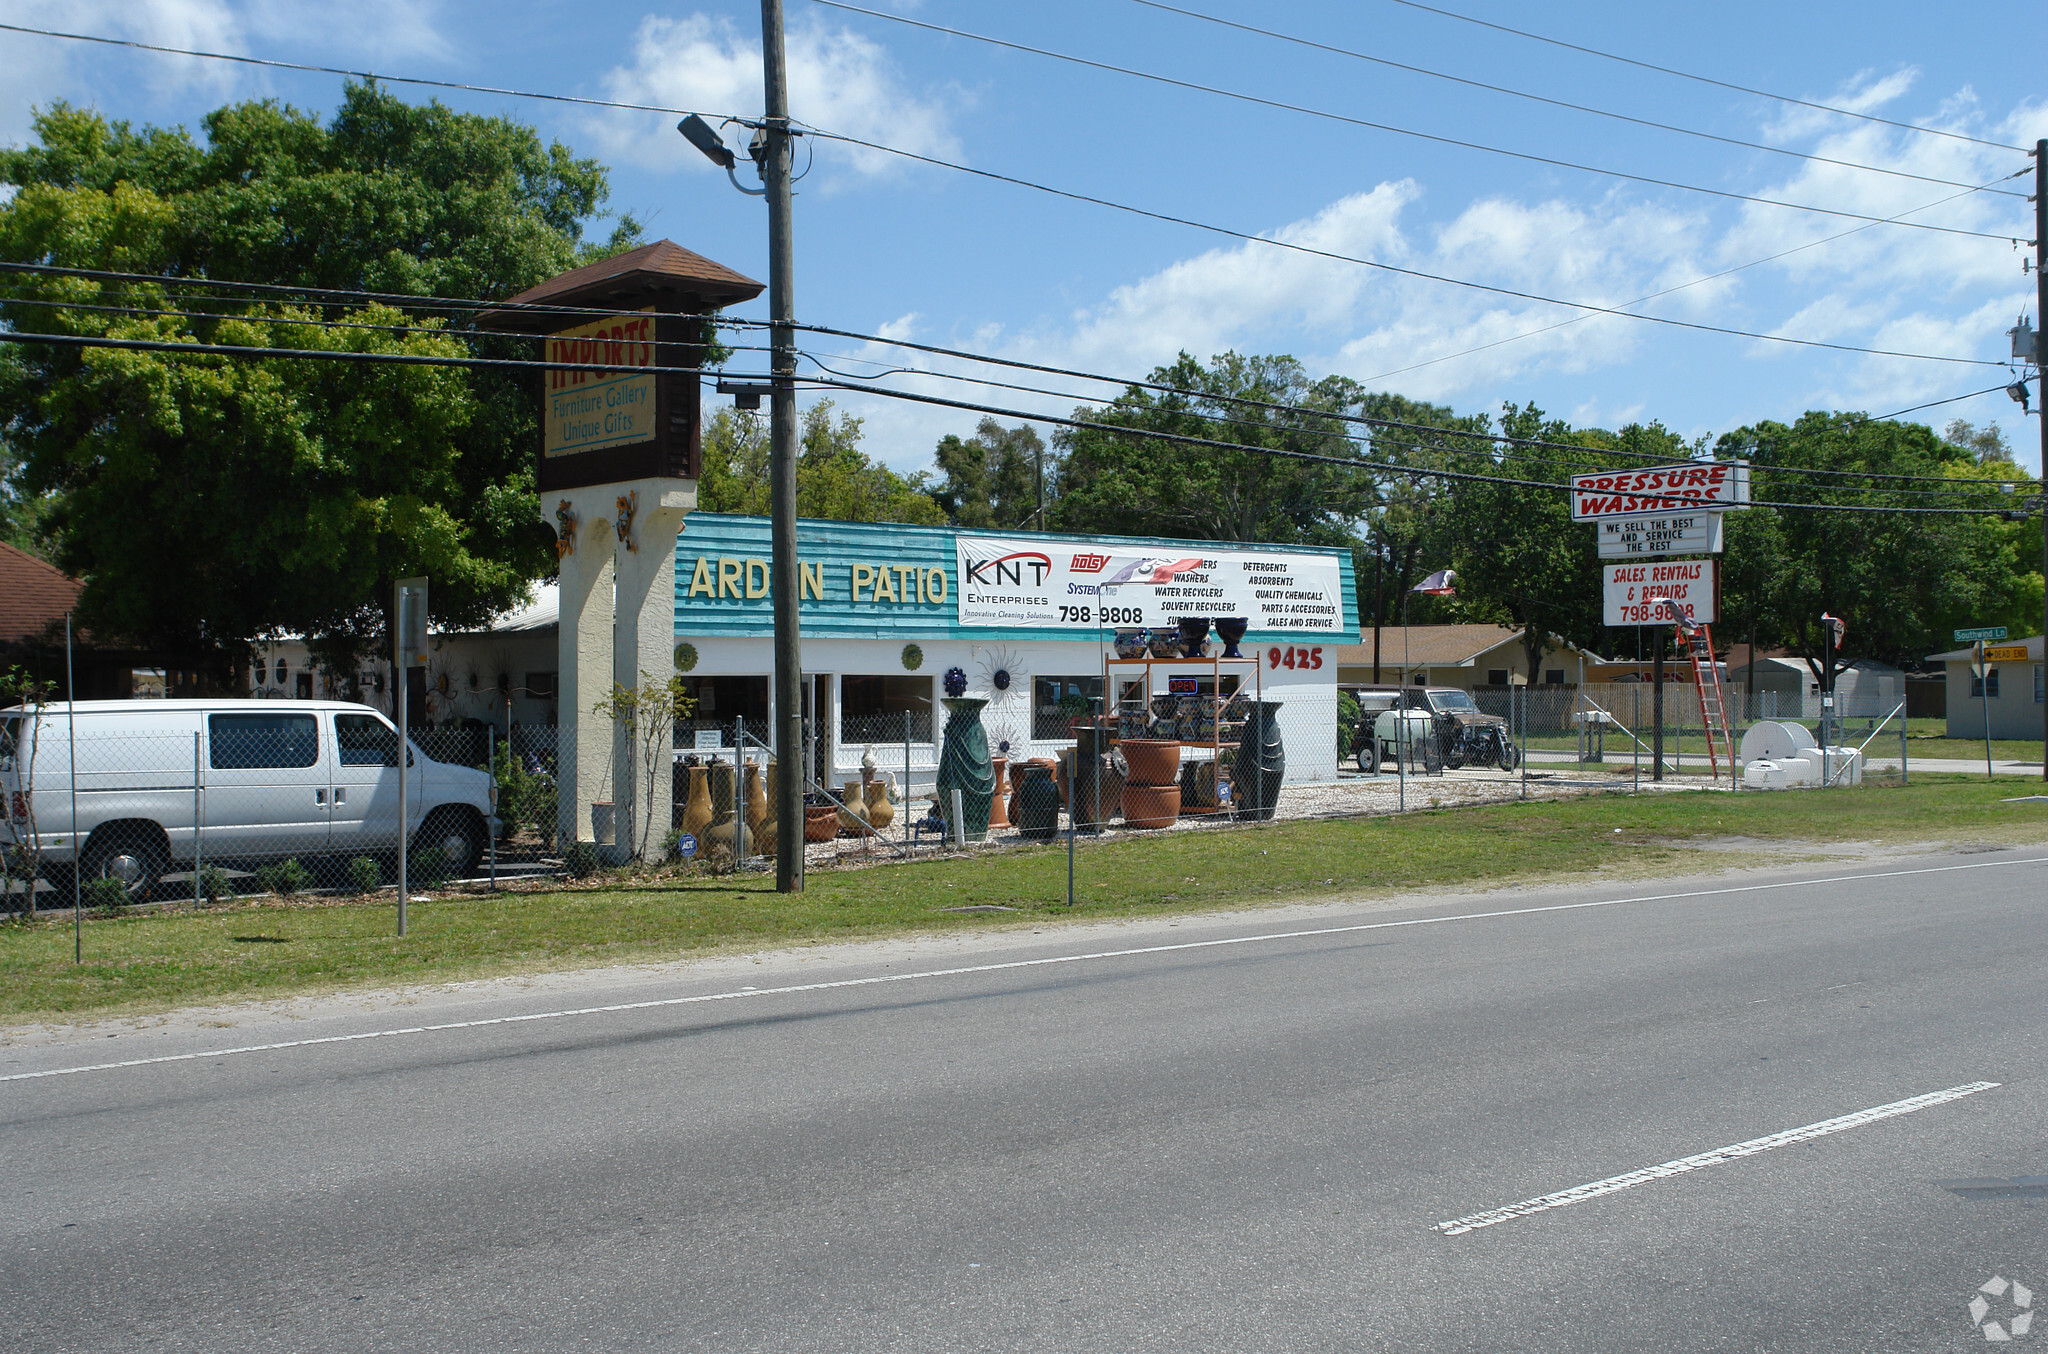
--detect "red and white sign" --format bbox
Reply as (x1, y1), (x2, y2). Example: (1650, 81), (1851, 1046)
(1570, 462), (1749, 521)
(1603, 560), (1718, 626)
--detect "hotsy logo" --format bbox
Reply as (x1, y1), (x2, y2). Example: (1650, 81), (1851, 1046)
(1070, 552), (1111, 573)
(965, 551), (1053, 587)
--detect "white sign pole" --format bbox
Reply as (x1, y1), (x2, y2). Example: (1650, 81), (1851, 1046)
(394, 577), (428, 937)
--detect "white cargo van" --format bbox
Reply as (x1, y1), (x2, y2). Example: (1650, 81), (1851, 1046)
(0, 700), (497, 900)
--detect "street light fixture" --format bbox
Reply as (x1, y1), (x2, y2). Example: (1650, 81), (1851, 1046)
(677, 114), (766, 197)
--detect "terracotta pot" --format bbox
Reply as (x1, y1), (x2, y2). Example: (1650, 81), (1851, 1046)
(838, 780), (869, 835)
(1120, 782), (1181, 829)
(1006, 759), (1032, 824)
(679, 764), (715, 840)
(988, 757), (1010, 829)
(1119, 739), (1182, 787)
(804, 804), (838, 842)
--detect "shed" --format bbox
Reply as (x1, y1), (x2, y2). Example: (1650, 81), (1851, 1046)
(1926, 636), (2043, 740)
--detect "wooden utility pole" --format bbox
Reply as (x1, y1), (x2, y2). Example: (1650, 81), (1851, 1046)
(762, 0), (803, 889)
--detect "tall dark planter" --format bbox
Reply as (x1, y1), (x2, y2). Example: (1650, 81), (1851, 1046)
(1017, 764), (1060, 839)
(935, 697), (996, 842)
(1233, 699), (1286, 821)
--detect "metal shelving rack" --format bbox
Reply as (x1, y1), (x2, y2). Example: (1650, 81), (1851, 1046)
(1100, 651), (1263, 816)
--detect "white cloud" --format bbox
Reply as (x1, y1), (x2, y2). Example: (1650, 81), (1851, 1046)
(0, 0), (452, 145)
(589, 13), (962, 181)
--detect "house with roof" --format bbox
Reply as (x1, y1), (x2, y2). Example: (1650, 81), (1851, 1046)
(0, 543), (183, 700)
(1334, 624), (1603, 690)
(1926, 635), (2043, 740)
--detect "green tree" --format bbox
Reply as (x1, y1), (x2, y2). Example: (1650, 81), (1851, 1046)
(0, 86), (639, 683)
(1713, 412), (2031, 673)
(930, 418), (1043, 528)
(697, 402), (944, 525)
(1050, 351), (1373, 546)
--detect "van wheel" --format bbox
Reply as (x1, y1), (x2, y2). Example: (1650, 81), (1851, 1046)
(81, 825), (166, 902)
(417, 809), (484, 880)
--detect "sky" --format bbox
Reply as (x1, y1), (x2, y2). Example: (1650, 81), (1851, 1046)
(2, 0), (2045, 473)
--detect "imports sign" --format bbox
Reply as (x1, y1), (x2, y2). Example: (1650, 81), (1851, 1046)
(1571, 462), (1749, 521)
(543, 308), (657, 459)
(1603, 560), (1718, 626)
(954, 536), (1345, 633)
(1595, 512), (1724, 560)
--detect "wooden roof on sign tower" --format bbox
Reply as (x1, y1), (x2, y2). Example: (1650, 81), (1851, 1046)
(476, 239), (764, 332)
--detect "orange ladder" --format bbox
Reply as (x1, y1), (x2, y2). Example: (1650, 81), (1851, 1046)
(1680, 622), (1734, 778)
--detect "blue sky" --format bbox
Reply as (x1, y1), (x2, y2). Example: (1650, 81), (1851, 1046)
(4, 0), (2044, 472)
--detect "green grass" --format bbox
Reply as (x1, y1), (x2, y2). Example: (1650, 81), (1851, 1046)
(5, 777), (2046, 1025)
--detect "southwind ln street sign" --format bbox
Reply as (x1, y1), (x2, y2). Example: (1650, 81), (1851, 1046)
(1954, 626), (2009, 643)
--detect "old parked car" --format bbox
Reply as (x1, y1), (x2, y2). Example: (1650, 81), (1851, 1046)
(1349, 687), (1521, 774)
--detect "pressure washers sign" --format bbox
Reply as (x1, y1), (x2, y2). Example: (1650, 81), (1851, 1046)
(953, 536), (1345, 632)
(1571, 462), (1749, 521)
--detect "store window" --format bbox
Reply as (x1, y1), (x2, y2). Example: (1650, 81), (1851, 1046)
(1545, 669), (1566, 685)
(525, 672), (557, 700)
(1032, 675), (1103, 739)
(841, 675), (931, 742)
(678, 675), (770, 746)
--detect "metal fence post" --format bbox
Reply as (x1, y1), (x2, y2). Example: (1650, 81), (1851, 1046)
(904, 710), (913, 854)
(1632, 686), (1640, 792)
(1066, 748), (1076, 907)
(1518, 685), (1527, 801)
(1901, 715), (1909, 785)
(193, 731), (203, 905)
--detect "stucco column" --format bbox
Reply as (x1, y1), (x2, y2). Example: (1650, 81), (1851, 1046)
(552, 494), (617, 850)
(610, 479), (693, 863)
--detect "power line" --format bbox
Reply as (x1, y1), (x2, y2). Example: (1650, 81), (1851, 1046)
(1121, 0), (2025, 198)
(1358, 172), (2028, 384)
(797, 345), (2028, 501)
(1862, 384), (2018, 423)
(1, 257), (2013, 491)
(0, 28), (2012, 368)
(0, 326), (2016, 514)
(795, 126), (2009, 370)
(1377, 0), (2024, 153)
(810, 0), (2023, 242)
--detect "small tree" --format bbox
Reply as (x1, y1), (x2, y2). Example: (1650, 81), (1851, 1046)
(0, 665), (58, 906)
(592, 672), (696, 862)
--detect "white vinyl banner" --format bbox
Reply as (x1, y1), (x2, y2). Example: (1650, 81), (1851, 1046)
(1604, 560), (1718, 626)
(1570, 462), (1749, 521)
(954, 536), (1346, 633)
(1595, 512), (1725, 560)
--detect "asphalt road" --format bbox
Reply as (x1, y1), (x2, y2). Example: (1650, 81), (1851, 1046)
(4, 846), (2046, 1352)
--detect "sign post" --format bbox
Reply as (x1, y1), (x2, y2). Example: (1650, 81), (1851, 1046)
(394, 577), (428, 937)
(1955, 627), (2007, 782)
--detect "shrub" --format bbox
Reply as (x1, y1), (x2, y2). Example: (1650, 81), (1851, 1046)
(255, 858), (312, 898)
(408, 849), (449, 890)
(348, 856), (383, 895)
(84, 876), (130, 915)
(199, 867), (234, 904)
(562, 840), (600, 878)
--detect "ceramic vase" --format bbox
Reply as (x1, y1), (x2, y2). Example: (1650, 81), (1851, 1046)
(1119, 738), (1182, 788)
(804, 804), (839, 842)
(838, 779), (869, 835)
(1177, 617), (1211, 658)
(1119, 783), (1181, 829)
(1113, 628), (1149, 660)
(1017, 763), (1060, 839)
(1214, 617), (1249, 659)
(935, 697), (996, 842)
(1232, 699), (1286, 821)
(1148, 628), (1182, 659)
(680, 765), (716, 841)
(863, 778), (896, 832)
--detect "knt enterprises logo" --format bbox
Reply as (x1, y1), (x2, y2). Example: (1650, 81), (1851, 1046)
(964, 551), (1053, 588)
(1069, 552), (1111, 573)
(1971, 1276), (2034, 1341)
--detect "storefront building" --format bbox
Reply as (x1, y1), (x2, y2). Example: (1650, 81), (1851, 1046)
(672, 514), (1357, 799)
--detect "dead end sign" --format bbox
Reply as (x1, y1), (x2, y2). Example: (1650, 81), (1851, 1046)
(1604, 560), (1719, 626)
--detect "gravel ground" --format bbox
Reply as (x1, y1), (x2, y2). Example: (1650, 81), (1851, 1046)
(791, 762), (1676, 867)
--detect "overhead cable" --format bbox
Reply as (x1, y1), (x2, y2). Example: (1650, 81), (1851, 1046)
(810, 0), (2022, 241)
(1121, 0), (2023, 197)
(1376, 0), (2024, 153)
